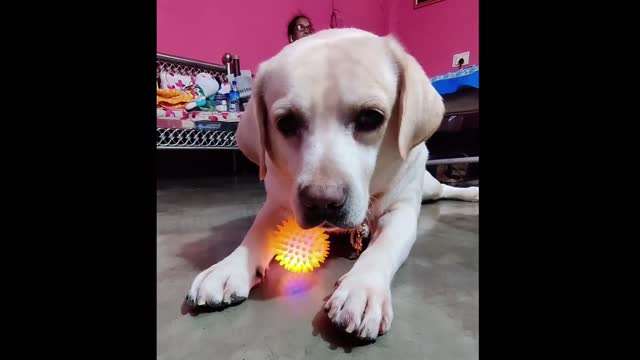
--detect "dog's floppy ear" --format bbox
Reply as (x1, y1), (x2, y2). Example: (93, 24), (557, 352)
(236, 65), (270, 180)
(386, 36), (445, 159)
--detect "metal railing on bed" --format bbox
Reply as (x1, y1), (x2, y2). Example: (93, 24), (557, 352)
(156, 53), (239, 150)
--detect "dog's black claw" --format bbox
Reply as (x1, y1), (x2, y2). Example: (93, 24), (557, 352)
(185, 296), (195, 307)
(356, 337), (377, 344)
(229, 294), (247, 304)
(205, 299), (222, 308)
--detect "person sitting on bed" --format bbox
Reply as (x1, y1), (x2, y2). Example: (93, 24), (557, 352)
(287, 14), (314, 43)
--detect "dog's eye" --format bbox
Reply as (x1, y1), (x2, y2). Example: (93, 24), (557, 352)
(354, 109), (385, 132)
(277, 114), (304, 137)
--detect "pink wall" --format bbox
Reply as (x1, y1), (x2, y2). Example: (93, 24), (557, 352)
(157, 0), (478, 76)
(390, 0), (479, 76)
(157, 0), (388, 73)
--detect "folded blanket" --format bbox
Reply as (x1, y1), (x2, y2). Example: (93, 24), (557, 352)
(157, 88), (195, 109)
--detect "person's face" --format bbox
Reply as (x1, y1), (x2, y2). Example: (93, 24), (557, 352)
(291, 17), (313, 42)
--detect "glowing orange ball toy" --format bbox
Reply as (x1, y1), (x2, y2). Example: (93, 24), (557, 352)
(269, 216), (330, 273)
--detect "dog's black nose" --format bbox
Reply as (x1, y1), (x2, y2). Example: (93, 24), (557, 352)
(299, 184), (347, 210)
(298, 184), (347, 227)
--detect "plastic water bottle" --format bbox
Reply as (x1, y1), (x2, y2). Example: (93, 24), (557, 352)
(227, 80), (241, 113)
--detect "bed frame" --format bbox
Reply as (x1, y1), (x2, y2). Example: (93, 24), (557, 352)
(156, 53), (239, 150)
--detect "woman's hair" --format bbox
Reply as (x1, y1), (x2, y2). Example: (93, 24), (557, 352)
(287, 14), (309, 38)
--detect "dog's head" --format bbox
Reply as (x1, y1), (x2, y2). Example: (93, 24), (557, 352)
(237, 29), (444, 229)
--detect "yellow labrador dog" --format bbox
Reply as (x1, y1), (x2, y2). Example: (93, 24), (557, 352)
(186, 28), (479, 340)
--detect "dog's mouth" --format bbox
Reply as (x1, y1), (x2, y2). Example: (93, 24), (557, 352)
(319, 221), (347, 231)
(320, 222), (335, 228)
(318, 220), (360, 233)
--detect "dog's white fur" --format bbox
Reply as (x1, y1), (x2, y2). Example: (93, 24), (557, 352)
(187, 28), (479, 340)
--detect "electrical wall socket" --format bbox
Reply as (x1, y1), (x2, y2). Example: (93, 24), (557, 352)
(452, 51), (470, 67)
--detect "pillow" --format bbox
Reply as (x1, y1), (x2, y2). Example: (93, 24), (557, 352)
(158, 71), (196, 90)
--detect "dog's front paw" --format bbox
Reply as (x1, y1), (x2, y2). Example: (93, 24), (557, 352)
(324, 272), (393, 340)
(468, 186), (479, 202)
(185, 248), (262, 309)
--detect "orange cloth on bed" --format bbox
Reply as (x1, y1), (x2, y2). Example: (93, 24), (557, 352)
(157, 88), (195, 109)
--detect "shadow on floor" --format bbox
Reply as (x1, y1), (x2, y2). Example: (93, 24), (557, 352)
(178, 215), (362, 319)
(249, 262), (320, 301)
(311, 309), (376, 353)
(180, 298), (246, 316)
(178, 215), (254, 316)
(177, 215), (256, 271)
(180, 263), (323, 316)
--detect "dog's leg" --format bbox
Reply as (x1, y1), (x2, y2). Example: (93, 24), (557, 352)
(324, 201), (421, 340)
(186, 201), (281, 308)
(422, 169), (479, 202)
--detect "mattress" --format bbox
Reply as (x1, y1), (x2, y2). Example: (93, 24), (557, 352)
(157, 108), (241, 130)
(431, 65), (480, 115)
